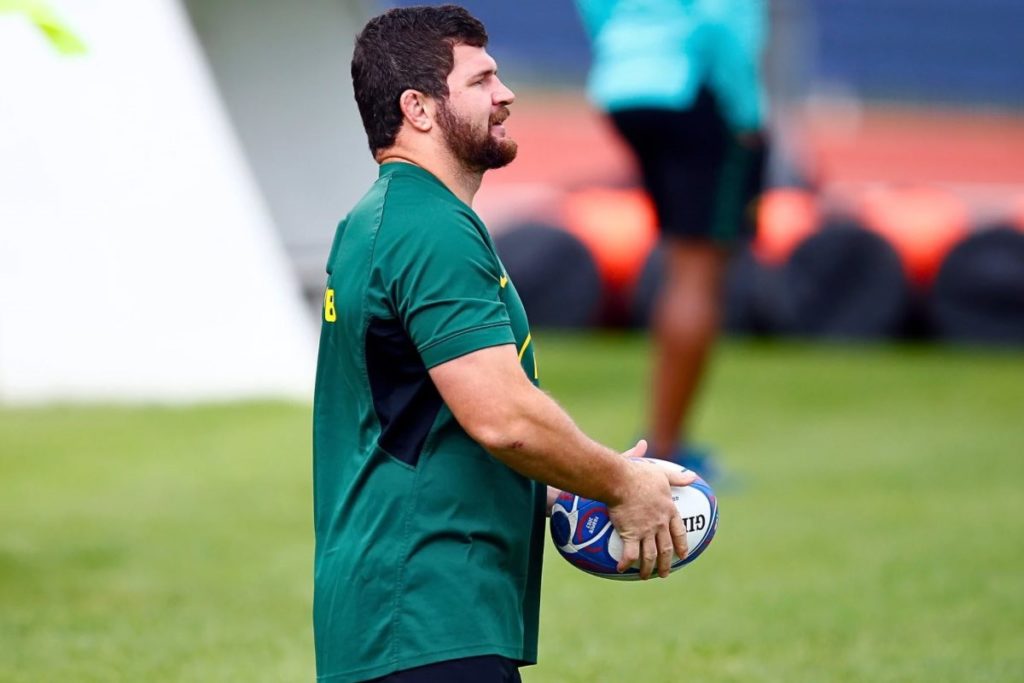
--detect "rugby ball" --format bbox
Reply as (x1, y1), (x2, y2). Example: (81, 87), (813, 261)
(549, 458), (718, 580)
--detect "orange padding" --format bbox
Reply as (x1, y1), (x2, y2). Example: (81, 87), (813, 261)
(754, 189), (819, 266)
(561, 187), (658, 289)
(1011, 195), (1024, 233)
(858, 186), (970, 286)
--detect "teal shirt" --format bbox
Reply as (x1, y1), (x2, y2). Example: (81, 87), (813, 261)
(576, 0), (767, 131)
(312, 163), (545, 682)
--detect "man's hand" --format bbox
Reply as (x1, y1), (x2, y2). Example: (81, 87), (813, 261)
(545, 486), (561, 516)
(607, 440), (697, 580)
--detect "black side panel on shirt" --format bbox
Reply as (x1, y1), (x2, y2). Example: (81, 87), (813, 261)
(365, 317), (443, 467)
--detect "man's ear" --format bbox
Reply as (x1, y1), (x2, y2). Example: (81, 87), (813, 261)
(398, 89), (434, 132)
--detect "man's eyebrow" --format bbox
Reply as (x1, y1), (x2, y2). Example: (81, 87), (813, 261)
(469, 66), (497, 80)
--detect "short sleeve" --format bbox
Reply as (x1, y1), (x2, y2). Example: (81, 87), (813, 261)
(374, 204), (515, 368)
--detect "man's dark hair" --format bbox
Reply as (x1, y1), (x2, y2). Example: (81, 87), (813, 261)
(352, 5), (488, 156)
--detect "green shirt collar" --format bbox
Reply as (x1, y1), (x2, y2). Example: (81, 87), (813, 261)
(378, 161), (477, 211)
(378, 161), (445, 187)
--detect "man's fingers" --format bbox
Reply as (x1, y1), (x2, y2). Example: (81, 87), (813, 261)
(669, 513), (689, 562)
(643, 457), (697, 486)
(655, 527), (674, 578)
(666, 468), (698, 487)
(623, 438), (648, 459)
(639, 535), (657, 580)
(617, 538), (639, 574)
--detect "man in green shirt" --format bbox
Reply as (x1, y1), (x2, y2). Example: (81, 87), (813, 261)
(313, 6), (695, 682)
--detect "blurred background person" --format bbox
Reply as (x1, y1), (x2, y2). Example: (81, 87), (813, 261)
(574, 0), (769, 479)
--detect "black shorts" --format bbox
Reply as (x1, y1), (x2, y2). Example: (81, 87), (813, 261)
(362, 655), (522, 683)
(609, 87), (766, 244)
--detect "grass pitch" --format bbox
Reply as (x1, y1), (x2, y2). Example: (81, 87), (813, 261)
(1, 336), (1022, 682)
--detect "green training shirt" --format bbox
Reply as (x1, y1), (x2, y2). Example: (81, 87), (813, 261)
(312, 163), (545, 682)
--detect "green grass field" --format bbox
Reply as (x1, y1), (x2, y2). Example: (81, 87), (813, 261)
(2, 336), (1023, 682)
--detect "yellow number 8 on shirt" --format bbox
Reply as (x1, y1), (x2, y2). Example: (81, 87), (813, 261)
(324, 288), (337, 322)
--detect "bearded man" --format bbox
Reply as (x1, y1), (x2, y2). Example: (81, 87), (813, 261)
(312, 6), (693, 682)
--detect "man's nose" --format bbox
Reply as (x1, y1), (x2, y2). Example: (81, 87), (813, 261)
(493, 77), (515, 106)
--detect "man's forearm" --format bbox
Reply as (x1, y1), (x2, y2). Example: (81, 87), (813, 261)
(480, 383), (631, 506)
(429, 344), (633, 505)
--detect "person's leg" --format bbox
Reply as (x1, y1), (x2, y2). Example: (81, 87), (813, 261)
(647, 238), (729, 461)
(619, 95), (729, 465)
(648, 133), (765, 471)
(610, 95), (758, 475)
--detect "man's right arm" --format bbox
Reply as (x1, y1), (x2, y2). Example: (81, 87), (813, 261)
(428, 343), (694, 579)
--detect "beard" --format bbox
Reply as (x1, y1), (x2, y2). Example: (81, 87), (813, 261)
(436, 100), (518, 172)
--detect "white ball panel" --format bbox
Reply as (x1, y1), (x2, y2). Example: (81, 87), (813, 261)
(673, 485), (713, 557)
